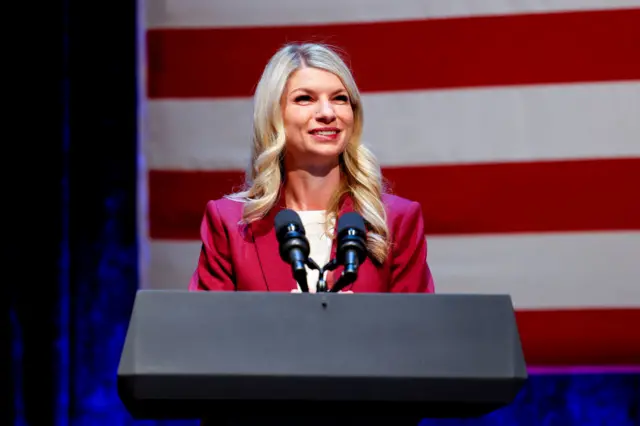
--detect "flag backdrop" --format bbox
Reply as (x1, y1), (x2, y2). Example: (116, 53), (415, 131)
(140, 0), (640, 368)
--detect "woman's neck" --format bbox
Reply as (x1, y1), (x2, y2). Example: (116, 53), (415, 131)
(283, 162), (341, 211)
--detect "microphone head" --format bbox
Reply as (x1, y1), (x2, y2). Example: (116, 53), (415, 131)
(337, 212), (366, 236)
(274, 208), (310, 263)
(336, 212), (367, 266)
(275, 209), (305, 240)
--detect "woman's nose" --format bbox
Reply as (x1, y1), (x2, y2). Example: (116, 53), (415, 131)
(315, 99), (336, 122)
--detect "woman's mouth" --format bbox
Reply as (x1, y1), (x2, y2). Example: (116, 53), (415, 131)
(309, 127), (341, 141)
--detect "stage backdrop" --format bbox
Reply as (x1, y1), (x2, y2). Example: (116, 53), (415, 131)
(140, 0), (640, 368)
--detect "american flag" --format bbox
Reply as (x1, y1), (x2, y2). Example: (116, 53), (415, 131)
(140, 0), (640, 368)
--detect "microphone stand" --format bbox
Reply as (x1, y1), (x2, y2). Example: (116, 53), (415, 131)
(293, 258), (325, 293)
(305, 258), (359, 293)
(314, 259), (339, 293)
(328, 271), (356, 293)
(312, 259), (360, 293)
(295, 258), (341, 293)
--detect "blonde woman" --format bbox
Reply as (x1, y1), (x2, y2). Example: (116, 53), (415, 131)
(189, 43), (434, 294)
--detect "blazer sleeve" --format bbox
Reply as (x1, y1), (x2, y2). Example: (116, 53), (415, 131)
(388, 201), (435, 293)
(189, 200), (236, 291)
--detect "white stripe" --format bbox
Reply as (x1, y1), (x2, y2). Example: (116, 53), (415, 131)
(145, 82), (640, 170)
(145, 232), (640, 309)
(145, 0), (639, 29)
(429, 232), (640, 309)
(145, 241), (200, 290)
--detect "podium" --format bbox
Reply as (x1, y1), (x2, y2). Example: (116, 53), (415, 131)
(118, 291), (527, 425)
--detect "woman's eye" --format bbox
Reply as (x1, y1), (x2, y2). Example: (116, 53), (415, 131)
(335, 95), (349, 102)
(294, 95), (312, 102)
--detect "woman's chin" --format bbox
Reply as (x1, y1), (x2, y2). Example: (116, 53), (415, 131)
(307, 139), (347, 157)
(309, 147), (345, 162)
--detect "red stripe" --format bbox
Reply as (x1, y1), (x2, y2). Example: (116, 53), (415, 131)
(146, 8), (640, 99)
(147, 158), (640, 240)
(516, 308), (640, 366)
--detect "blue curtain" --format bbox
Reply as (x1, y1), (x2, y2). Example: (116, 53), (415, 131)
(5, 1), (639, 425)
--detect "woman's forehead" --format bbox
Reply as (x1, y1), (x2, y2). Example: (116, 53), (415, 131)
(286, 67), (346, 93)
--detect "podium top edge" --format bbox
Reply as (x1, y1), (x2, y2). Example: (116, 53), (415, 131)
(135, 290), (514, 299)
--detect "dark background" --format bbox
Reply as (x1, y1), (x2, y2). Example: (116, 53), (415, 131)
(4, 1), (639, 425)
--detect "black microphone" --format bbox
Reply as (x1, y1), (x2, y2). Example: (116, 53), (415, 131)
(330, 212), (367, 292)
(274, 209), (311, 292)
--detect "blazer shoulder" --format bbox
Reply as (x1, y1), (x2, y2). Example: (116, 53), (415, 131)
(381, 193), (422, 218)
(203, 197), (245, 224)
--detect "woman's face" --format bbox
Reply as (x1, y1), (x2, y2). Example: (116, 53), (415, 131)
(281, 67), (354, 169)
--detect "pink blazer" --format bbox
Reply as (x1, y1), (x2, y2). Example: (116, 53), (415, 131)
(189, 194), (435, 293)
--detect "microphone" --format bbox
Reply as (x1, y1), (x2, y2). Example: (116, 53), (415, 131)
(274, 209), (311, 292)
(329, 212), (367, 292)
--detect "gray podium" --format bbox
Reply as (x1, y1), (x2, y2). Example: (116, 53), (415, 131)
(117, 290), (527, 425)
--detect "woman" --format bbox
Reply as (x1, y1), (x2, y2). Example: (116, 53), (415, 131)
(189, 42), (435, 294)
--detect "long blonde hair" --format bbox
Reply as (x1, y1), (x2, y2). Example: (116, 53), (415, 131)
(227, 43), (390, 264)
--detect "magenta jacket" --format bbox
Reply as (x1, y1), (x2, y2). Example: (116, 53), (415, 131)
(189, 193), (435, 293)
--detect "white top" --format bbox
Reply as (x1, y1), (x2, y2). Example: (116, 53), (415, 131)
(296, 210), (333, 293)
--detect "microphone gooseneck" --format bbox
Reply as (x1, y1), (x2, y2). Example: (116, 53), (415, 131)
(274, 209), (312, 292)
(330, 212), (368, 293)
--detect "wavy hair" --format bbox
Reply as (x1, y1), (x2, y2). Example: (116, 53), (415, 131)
(227, 42), (390, 264)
